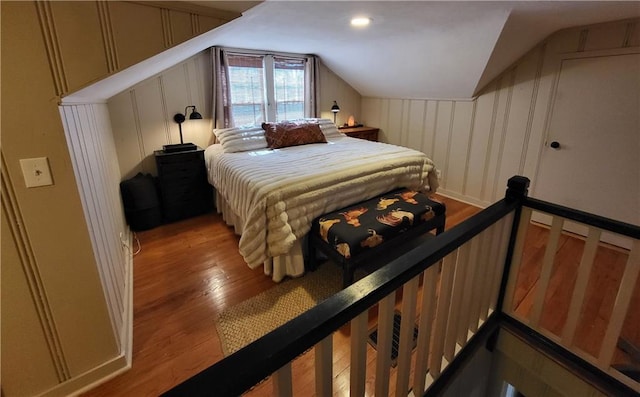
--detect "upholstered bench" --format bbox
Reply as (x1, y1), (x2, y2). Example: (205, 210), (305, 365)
(308, 188), (446, 287)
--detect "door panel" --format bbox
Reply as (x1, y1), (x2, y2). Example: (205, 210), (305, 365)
(533, 53), (640, 247)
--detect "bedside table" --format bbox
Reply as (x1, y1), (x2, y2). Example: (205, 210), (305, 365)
(339, 126), (379, 142)
(154, 147), (213, 222)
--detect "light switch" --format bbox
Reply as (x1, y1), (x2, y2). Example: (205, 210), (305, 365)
(20, 157), (54, 188)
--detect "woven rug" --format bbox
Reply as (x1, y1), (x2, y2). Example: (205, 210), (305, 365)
(215, 264), (343, 355)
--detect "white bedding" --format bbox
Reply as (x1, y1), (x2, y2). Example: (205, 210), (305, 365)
(204, 136), (439, 281)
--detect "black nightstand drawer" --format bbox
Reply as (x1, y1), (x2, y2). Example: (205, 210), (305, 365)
(162, 195), (211, 222)
(157, 159), (203, 178)
(161, 183), (209, 203)
(154, 147), (213, 222)
(158, 169), (203, 188)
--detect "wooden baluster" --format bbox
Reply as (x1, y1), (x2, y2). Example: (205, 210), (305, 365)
(470, 230), (491, 331)
(444, 243), (470, 360)
(273, 363), (293, 397)
(395, 275), (419, 397)
(414, 265), (439, 395)
(374, 292), (396, 396)
(458, 236), (480, 345)
(530, 216), (564, 327)
(502, 207), (533, 314)
(350, 311), (368, 397)
(315, 335), (333, 396)
(429, 252), (457, 378)
(561, 227), (601, 346)
(598, 240), (640, 369)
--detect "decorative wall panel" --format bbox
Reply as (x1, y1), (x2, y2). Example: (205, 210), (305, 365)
(109, 51), (213, 180)
(109, 2), (165, 70)
(59, 104), (129, 350)
(1, 153), (68, 395)
(108, 53), (359, 180)
(50, 1), (110, 90)
(1, 1), (241, 394)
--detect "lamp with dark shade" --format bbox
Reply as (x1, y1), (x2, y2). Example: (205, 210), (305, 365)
(164, 105), (202, 153)
(331, 100), (340, 124)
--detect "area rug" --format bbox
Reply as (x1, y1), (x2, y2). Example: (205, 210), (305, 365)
(215, 264), (343, 355)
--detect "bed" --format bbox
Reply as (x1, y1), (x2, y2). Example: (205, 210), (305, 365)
(204, 119), (439, 282)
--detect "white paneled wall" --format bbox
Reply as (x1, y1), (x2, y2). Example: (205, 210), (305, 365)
(109, 51), (212, 180)
(59, 103), (130, 352)
(362, 65), (546, 206)
(318, 62), (362, 127)
(108, 50), (361, 181)
(362, 19), (639, 207)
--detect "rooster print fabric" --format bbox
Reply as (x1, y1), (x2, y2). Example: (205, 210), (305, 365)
(316, 189), (446, 259)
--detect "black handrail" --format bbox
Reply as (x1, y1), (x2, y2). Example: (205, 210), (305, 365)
(524, 197), (640, 239)
(163, 181), (525, 396)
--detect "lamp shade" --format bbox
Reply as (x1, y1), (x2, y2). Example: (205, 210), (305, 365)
(331, 101), (340, 113)
(189, 107), (202, 120)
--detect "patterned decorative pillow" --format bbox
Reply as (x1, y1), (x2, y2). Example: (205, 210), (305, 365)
(261, 121), (327, 149)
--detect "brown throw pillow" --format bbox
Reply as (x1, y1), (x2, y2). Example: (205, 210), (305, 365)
(262, 121), (327, 149)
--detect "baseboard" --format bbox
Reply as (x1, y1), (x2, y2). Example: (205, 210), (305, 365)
(121, 228), (134, 365)
(435, 188), (491, 209)
(37, 354), (130, 397)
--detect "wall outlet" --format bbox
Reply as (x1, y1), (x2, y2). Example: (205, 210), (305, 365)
(436, 170), (442, 180)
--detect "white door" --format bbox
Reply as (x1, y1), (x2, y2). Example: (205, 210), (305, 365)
(533, 53), (640, 247)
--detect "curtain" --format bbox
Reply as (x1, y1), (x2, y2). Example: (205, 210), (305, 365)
(211, 47), (233, 131)
(306, 55), (320, 118)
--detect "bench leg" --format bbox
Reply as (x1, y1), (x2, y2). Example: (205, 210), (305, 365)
(343, 263), (355, 288)
(436, 217), (445, 235)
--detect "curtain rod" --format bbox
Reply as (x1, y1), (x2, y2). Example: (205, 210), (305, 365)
(213, 46), (315, 59)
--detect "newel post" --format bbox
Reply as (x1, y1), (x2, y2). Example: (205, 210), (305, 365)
(505, 175), (530, 202)
(493, 176), (531, 330)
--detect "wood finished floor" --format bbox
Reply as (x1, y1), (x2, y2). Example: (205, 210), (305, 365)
(81, 195), (637, 396)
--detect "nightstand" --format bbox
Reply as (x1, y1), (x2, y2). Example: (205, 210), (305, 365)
(339, 126), (379, 142)
(154, 147), (213, 222)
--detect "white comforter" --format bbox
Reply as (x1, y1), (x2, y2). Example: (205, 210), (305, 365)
(204, 136), (439, 272)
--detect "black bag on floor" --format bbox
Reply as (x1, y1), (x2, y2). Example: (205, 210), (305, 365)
(120, 173), (162, 231)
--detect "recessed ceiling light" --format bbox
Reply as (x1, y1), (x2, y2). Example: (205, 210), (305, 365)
(350, 17), (371, 27)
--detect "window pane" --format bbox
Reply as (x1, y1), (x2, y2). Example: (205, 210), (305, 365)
(274, 57), (305, 121)
(228, 54), (266, 126)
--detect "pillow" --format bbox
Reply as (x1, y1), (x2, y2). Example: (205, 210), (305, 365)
(261, 120), (327, 149)
(286, 118), (343, 140)
(213, 126), (268, 153)
(315, 118), (345, 140)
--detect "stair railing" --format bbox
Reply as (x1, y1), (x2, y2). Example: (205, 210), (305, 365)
(501, 195), (640, 393)
(164, 177), (529, 396)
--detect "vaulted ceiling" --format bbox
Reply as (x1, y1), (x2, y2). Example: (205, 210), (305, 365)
(64, 1), (640, 103)
(208, 1), (640, 99)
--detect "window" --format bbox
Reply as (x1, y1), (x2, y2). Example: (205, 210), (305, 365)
(227, 55), (266, 127)
(273, 57), (305, 121)
(227, 52), (310, 126)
